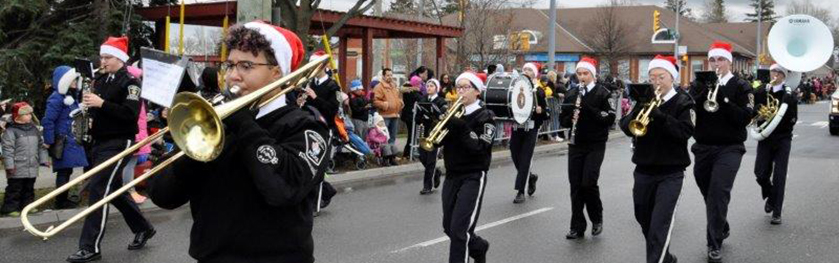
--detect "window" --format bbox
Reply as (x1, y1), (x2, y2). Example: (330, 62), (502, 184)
(691, 59), (705, 81)
(638, 58), (651, 82)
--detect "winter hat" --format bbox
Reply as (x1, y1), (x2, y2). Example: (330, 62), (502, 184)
(243, 21), (305, 76)
(523, 62), (540, 78)
(100, 36), (130, 62)
(455, 71), (486, 92)
(495, 64), (505, 74)
(648, 55), (680, 81)
(426, 78), (441, 92)
(127, 65), (143, 79)
(350, 79), (363, 91)
(769, 63), (787, 77)
(11, 102), (33, 122)
(708, 40), (733, 62)
(372, 112), (389, 140)
(576, 57), (598, 78)
(53, 66), (80, 105)
(309, 50), (327, 62)
(410, 76), (423, 87)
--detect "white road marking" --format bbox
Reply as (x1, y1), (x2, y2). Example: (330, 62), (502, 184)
(811, 121), (829, 128)
(391, 207), (555, 253)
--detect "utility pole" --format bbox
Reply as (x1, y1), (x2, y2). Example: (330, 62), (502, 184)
(547, 0), (557, 71)
(756, 0), (763, 71)
(416, 0), (425, 68)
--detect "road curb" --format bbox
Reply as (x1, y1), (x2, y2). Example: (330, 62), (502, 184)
(0, 132), (626, 231)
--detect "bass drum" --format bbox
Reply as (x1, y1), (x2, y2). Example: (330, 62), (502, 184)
(483, 73), (535, 125)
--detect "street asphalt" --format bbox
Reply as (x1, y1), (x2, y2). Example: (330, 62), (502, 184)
(1, 102), (837, 263)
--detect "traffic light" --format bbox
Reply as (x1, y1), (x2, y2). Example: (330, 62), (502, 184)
(653, 10), (661, 33)
(682, 54), (689, 62)
(509, 32), (520, 50)
(520, 33), (530, 51)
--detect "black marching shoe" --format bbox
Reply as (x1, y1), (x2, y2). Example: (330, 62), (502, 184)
(764, 200), (774, 214)
(669, 255), (678, 263)
(592, 223), (603, 236)
(433, 168), (442, 189)
(320, 198), (331, 209)
(707, 248), (722, 263)
(513, 193), (526, 204)
(66, 249), (101, 263)
(128, 228), (156, 250)
(472, 242), (489, 263)
(770, 215), (782, 225)
(527, 174), (538, 196)
(565, 230), (584, 239)
(420, 189), (433, 195)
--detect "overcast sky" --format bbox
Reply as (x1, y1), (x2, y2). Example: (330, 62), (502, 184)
(311, 0), (839, 22)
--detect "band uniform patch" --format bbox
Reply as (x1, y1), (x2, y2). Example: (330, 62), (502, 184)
(305, 130), (327, 166)
(126, 85), (141, 101)
(469, 131), (478, 140)
(481, 123), (496, 143)
(256, 145), (278, 165)
(747, 93), (755, 109)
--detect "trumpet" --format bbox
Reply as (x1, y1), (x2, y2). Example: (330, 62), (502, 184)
(628, 85), (663, 137)
(704, 68), (721, 112)
(420, 96), (464, 151)
(20, 56), (331, 240)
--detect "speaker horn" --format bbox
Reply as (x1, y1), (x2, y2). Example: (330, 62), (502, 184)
(767, 14), (835, 73)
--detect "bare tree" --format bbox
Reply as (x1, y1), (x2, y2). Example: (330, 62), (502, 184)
(450, 0), (535, 73)
(701, 0), (730, 23)
(274, 0), (375, 54)
(580, 0), (636, 78)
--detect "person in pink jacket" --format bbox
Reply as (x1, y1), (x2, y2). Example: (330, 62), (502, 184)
(123, 65), (151, 204)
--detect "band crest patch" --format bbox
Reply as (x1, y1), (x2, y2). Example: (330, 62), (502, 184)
(256, 145), (278, 164)
(126, 85), (141, 101)
(305, 130), (327, 166)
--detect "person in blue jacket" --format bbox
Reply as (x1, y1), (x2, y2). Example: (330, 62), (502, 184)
(42, 65), (89, 209)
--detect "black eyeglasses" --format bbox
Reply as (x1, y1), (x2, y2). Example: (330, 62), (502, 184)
(221, 61), (275, 73)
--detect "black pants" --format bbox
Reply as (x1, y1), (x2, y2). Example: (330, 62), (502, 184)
(1, 178), (36, 214)
(79, 139), (152, 253)
(755, 137), (791, 217)
(402, 119), (416, 158)
(442, 171), (489, 263)
(420, 147), (439, 190)
(568, 143), (606, 232)
(634, 171), (683, 263)
(55, 168), (73, 209)
(510, 127), (539, 193)
(692, 143), (745, 250)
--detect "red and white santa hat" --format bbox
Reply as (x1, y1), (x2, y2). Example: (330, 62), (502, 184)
(455, 71), (486, 92)
(707, 40), (733, 62)
(769, 63), (787, 76)
(100, 36), (130, 62)
(243, 21), (305, 76)
(576, 57), (598, 78)
(648, 55), (680, 80)
(309, 50), (327, 62)
(523, 62), (540, 78)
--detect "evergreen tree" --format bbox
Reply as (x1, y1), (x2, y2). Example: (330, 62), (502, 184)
(701, 0), (729, 23)
(663, 0), (694, 18)
(745, 0), (777, 23)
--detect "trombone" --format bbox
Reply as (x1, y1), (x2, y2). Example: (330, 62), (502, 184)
(628, 85), (662, 137)
(704, 68), (721, 112)
(20, 56), (331, 240)
(420, 96), (464, 151)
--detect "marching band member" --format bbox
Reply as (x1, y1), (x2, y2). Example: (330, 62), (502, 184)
(688, 41), (755, 263)
(559, 57), (615, 239)
(620, 55), (694, 263)
(149, 21), (331, 263)
(753, 63), (797, 225)
(419, 79), (446, 195)
(510, 62), (547, 203)
(68, 36), (155, 263)
(437, 71), (495, 263)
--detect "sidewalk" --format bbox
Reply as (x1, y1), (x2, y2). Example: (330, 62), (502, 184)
(0, 132), (625, 231)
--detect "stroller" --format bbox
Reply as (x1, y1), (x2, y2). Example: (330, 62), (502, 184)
(327, 107), (370, 172)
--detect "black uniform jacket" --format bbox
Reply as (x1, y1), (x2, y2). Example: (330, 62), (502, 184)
(438, 104), (495, 175)
(149, 104), (331, 263)
(89, 66), (141, 141)
(306, 77), (341, 128)
(559, 82), (616, 145)
(689, 73), (755, 145)
(620, 88), (695, 175)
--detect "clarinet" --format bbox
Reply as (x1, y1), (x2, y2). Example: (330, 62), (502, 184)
(568, 91), (582, 145)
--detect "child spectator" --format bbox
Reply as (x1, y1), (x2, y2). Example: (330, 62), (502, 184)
(2, 102), (49, 217)
(349, 79), (371, 141)
(367, 113), (399, 166)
